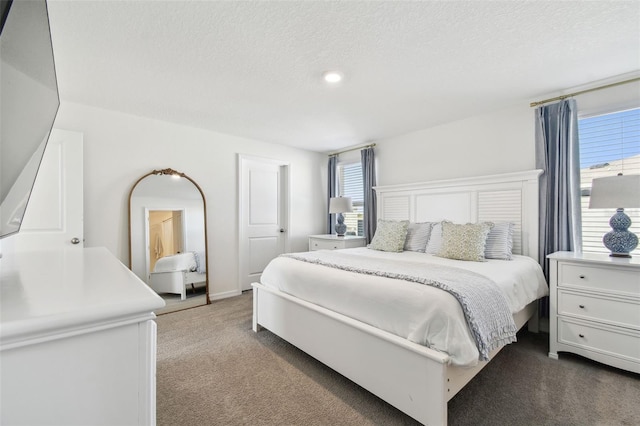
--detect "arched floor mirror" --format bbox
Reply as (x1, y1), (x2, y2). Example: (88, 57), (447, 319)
(129, 168), (209, 314)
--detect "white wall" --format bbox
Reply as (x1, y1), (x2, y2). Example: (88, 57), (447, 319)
(374, 73), (640, 187)
(53, 102), (326, 299)
(375, 103), (536, 186)
(573, 77), (640, 118)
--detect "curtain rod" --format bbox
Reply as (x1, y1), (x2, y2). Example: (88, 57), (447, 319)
(328, 143), (376, 157)
(529, 77), (640, 108)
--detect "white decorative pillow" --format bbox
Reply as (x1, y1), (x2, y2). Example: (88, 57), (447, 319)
(436, 221), (494, 262)
(425, 222), (443, 254)
(484, 222), (514, 260)
(369, 220), (410, 252)
(404, 222), (433, 252)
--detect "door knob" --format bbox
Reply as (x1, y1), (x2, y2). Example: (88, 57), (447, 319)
(71, 237), (81, 244)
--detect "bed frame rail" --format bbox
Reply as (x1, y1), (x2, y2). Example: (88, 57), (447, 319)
(253, 283), (538, 425)
(255, 282), (450, 425)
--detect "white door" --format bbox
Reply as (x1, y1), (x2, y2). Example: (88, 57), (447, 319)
(7, 129), (84, 251)
(239, 155), (289, 291)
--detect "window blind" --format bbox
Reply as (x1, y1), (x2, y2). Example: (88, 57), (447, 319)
(339, 162), (364, 206)
(578, 107), (640, 255)
(338, 162), (364, 236)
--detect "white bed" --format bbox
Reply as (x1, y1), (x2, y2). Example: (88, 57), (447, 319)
(149, 252), (206, 300)
(252, 169), (545, 425)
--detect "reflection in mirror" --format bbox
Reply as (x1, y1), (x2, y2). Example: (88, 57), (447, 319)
(148, 210), (184, 273)
(129, 168), (209, 314)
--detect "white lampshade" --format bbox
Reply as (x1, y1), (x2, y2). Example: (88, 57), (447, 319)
(329, 196), (353, 214)
(589, 174), (640, 209)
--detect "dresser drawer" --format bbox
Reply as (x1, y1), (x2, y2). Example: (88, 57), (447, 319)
(558, 318), (640, 362)
(558, 290), (640, 329)
(559, 263), (640, 294)
(310, 239), (342, 250)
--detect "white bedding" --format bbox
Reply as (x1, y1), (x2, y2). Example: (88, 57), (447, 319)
(153, 252), (198, 273)
(260, 247), (548, 366)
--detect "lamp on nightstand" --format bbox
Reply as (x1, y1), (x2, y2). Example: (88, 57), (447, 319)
(589, 173), (640, 258)
(329, 196), (353, 237)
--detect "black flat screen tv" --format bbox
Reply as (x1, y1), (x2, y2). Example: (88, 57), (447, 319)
(0, 0), (59, 239)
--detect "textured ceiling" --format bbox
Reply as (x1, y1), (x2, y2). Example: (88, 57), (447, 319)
(46, 1), (640, 153)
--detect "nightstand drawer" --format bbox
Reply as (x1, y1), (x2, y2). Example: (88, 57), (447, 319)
(308, 235), (366, 251)
(559, 264), (640, 294)
(558, 318), (640, 362)
(310, 239), (343, 250)
(558, 290), (640, 329)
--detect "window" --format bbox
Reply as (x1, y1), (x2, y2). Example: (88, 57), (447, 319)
(337, 161), (364, 236)
(578, 107), (640, 255)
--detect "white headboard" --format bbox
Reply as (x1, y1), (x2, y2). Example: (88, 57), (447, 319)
(374, 170), (543, 261)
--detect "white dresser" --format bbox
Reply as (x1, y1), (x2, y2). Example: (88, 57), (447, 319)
(0, 247), (166, 425)
(548, 251), (640, 373)
(308, 234), (367, 251)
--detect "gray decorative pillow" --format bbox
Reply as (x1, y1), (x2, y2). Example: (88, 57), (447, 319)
(425, 222), (443, 254)
(404, 222), (433, 252)
(369, 220), (410, 252)
(484, 222), (514, 260)
(436, 221), (494, 262)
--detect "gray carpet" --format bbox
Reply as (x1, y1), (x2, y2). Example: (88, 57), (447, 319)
(156, 291), (640, 426)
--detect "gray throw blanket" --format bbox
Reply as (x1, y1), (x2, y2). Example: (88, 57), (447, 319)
(282, 250), (517, 361)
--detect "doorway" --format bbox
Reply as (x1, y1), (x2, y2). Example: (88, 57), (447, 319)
(4, 129), (84, 253)
(147, 210), (184, 275)
(238, 155), (290, 292)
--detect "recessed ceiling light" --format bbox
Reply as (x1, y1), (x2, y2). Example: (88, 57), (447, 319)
(323, 71), (343, 83)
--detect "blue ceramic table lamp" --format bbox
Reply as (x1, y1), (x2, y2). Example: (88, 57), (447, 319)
(329, 196), (353, 237)
(589, 173), (640, 258)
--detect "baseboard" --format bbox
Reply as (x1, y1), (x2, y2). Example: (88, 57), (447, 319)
(209, 289), (242, 302)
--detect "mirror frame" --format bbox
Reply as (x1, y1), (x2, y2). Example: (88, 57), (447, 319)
(128, 168), (210, 306)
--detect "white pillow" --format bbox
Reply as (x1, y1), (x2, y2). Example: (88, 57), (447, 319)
(484, 222), (514, 260)
(369, 220), (410, 252)
(404, 222), (433, 252)
(425, 222), (443, 254)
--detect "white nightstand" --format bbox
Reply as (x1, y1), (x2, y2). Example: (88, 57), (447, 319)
(547, 251), (640, 373)
(308, 234), (367, 251)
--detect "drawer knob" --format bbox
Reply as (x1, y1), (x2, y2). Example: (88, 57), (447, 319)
(579, 334), (585, 338)
(579, 275), (585, 279)
(579, 304), (585, 309)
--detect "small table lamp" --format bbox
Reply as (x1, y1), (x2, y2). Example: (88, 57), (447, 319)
(329, 196), (353, 236)
(589, 173), (640, 258)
